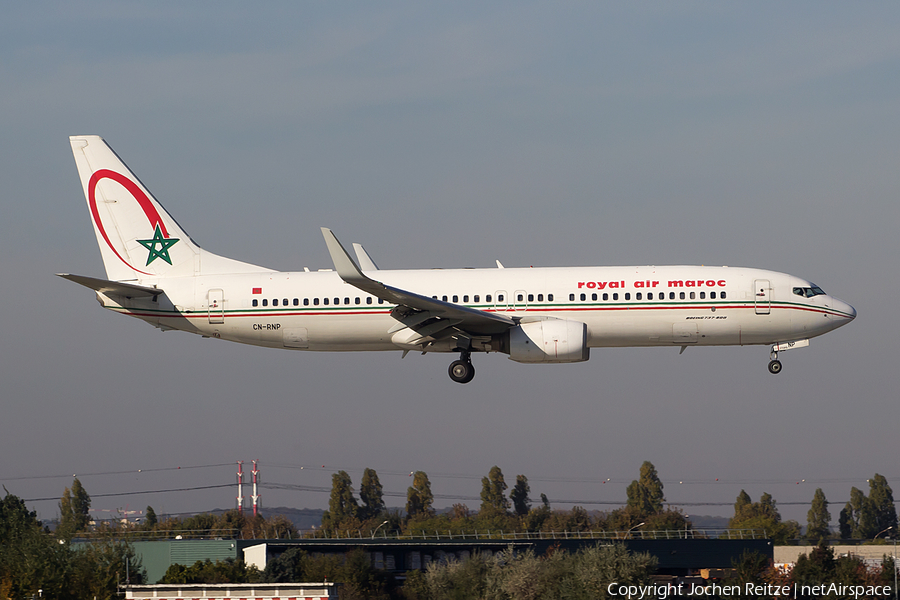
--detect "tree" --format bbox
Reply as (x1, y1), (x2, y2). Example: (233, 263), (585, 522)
(359, 468), (385, 521)
(849, 486), (876, 538)
(321, 471), (359, 531)
(626, 461), (665, 518)
(144, 506), (158, 529)
(728, 491), (800, 545)
(510, 474), (531, 517)
(838, 502), (853, 539)
(868, 474), (898, 537)
(734, 490), (753, 520)
(0, 491), (69, 597)
(406, 471), (434, 518)
(59, 478), (91, 537)
(479, 466), (510, 516)
(805, 488), (830, 542)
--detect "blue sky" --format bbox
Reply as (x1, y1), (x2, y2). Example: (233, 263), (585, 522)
(1, 2), (898, 525)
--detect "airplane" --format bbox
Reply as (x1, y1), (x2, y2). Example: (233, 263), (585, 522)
(59, 135), (856, 383)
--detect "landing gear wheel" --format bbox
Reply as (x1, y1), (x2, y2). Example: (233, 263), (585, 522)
(449, 360), (475, 384)
(768, 360), (783, 374)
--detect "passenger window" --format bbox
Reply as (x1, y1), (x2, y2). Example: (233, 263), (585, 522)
(314, 298), (319, 306)
(378, 298), (384, 304)
(333, 298), (338, 305)
(580, 293), (586, 301)
(304, 298), (309, 306)
(474, 295), (480, 302)
(591, 293), (597, 301)
(518, 294), (524, 302)
(699, 292), (705, 300)
(625, 293), (631, 300)
(463, 295), (469, 303)
(442, 295), (448, 301)
(603, 293), (608, 301)
(486, 294), (492, 302)
(355, 297), (360, 305)
(636, 292), (642, 300)
(680, 292), (685, 300)
(263, 299), (269, 307)
(537, 294), (543, 302)
(252, 299), (258, 307)
(647, 293), (653, 300)
(669, 292), (675, 300)
(453, 295), (459, 303)
(721, 292), (727, 299)
(527, 294), (533, 302)
(273, 299), (278, 306)
(323, 298), (329, 305)
(282, 298), (288, 306)
(690, 292), (695, 300)
(498, 294), (504, 302)
(569, 294), (575, 301)
(710, 292), (716, 299)
(613, 293), (619, 301)
(367, 297), (372, 304)
(548, 294), (554, 301)
(293, 298), (299, 306)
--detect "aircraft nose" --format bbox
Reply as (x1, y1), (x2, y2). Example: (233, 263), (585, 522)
(830, 298), (856, 328)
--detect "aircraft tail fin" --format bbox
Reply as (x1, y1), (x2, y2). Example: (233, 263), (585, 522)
(69, 135), (269, 281)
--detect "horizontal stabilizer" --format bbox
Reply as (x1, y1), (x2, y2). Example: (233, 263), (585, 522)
(57, 274), (163, 298)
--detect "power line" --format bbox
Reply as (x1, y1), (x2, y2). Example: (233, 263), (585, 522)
(24, 484), (234, 503)
(2, 463), (234, 482)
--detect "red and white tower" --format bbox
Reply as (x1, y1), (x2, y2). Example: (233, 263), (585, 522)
(236, 461), (244, 514)
(251, 460), (260, 517)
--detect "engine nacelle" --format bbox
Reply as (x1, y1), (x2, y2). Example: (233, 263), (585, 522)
(505, 319), (590, 363)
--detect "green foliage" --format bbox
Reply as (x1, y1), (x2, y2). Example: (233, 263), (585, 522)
(510, 474), (531, 517)
(144, 505), (157, 529)
(839, 502), (853, 539)
(406, 471), (435, 519)
(69, 539), (146, 596)
(359, 468), (386, 521)
(322, 471), (360, 530)
(848, 486), (877, 539)
(729, 491), (799, 544)
(806, 488), (831, 542)
(412, 543), (656, 600)
(868, 474), (898, 537)
(0, 492), (68, 598)
(625, 461), (665, 518)
(479, 466), (510, 517)
(59, 478), (91, 538)
(160, 558), (260, 584)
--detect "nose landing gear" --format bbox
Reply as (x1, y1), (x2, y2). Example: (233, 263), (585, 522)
(449, 351), (475, 384)
(768, 349), (782, 374)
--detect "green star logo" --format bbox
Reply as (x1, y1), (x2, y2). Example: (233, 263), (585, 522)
(137, 224), (180, 266)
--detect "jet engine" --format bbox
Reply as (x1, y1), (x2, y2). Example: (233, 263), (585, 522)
(503, 319), (590, 363)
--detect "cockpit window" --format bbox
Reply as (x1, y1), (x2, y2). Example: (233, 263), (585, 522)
(793, 286), (826, 298)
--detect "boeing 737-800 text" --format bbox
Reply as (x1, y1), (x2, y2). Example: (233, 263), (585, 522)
(60, 136), (856, 383)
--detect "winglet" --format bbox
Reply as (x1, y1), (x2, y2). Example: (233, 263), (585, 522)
(321, 228), (370, 287)
(353, 243), (379, 270)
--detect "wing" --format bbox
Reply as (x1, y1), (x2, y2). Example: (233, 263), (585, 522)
(320, 229), (515, 342)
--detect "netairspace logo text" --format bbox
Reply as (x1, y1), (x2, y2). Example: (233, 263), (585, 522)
(606, 582), (893, 599)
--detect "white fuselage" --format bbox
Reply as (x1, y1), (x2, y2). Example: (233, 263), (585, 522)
(96, 264), (855, 354)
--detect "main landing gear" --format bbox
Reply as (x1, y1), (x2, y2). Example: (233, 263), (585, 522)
(768, 349), (783, 374)
(449, 350), (475, 384)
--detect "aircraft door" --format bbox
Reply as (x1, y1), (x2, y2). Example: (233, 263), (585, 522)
(494, 290), (509, 311)
(513, 290), (528, 311)
(208, 289), (225, 324)
(754, 279), (771, 315)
